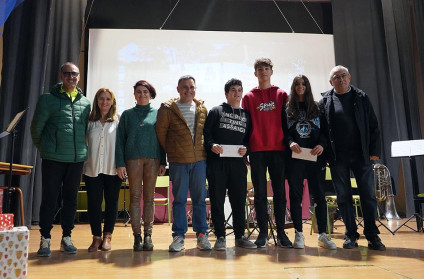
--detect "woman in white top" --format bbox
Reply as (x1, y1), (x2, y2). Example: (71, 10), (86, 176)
(84, 88), (121, 252)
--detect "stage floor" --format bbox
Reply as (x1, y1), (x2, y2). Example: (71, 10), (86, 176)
(27, 219), (424, 278)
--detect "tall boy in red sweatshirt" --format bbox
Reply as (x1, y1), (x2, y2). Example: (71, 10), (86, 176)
(242, 58), (292, 248)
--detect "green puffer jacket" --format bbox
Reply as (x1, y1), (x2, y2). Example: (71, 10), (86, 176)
(30, 83), (91, 162)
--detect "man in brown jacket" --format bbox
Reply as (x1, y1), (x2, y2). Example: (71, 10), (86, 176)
(156, 75), (211, 252)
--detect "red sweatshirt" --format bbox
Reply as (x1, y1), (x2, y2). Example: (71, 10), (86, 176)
(241, 85), (288, 152)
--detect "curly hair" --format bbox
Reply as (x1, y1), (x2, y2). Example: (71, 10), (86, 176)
(286, 75), (319, 121)
(224, 78), (243, 93)
(254, 58), (273, 70)
(88, 88), (117, 122)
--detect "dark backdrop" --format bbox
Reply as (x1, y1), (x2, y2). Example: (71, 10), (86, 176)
(0, 0), (422, 226)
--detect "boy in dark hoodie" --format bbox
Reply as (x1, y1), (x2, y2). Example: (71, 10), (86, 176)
(204, 78), (256, 250)
(241, 58), (293, 248)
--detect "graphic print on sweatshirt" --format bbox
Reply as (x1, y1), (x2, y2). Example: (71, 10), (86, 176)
(288, 110), (320, 139)
(256, 101), (276, 112)
(219, 111), (247, 133)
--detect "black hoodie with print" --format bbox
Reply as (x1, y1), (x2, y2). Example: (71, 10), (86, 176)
(203, 102), (251, 160)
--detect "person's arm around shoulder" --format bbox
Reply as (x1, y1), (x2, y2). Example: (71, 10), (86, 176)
(203, 107), (221, 154)
(366, 95), (381, 160)
(241, 94), (250, 113)
(115, 111), (128, 180)
(156, 105), (170, 151)
(30, 94), (51, 150)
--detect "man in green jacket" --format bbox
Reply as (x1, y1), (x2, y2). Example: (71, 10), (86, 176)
(31, 62), (91, 257)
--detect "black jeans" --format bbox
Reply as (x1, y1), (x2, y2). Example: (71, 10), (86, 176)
(84, 174), (122, 237)
(207, 159), (248, 239)
(39, 159), (84, 238)
(329, 151), (380, 239)
(287, 158), (327, 233)
(250, 151), (287, 237)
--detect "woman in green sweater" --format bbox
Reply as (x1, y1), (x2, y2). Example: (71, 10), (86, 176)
(116, 80), (166, 251)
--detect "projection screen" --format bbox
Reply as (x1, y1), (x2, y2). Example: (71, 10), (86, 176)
(87, 29), (335, 114)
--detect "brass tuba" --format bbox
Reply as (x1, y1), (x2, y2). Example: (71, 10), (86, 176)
(373, 163), (401, 219)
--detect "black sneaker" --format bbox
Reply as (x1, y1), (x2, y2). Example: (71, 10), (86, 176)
(277, 232), (293, 248)
(133, 233), (143, 251)
(143, 234), (154, 251)
(235, 236), (257, 249)
(343, 236), (358, 249)
(367, 235), (386, 251)
(254, 234), (268, 248)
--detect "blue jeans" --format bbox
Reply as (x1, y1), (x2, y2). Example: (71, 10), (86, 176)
(329, 152), (380, 239)
(169, 160), (208, 237)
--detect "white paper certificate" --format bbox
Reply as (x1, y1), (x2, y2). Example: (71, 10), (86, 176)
(220, 145), (244, 157)
(292, 147), (317, 162)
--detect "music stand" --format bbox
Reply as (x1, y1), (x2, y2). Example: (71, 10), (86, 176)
(391, 140), (424, 233)
(0, 108), (29, 214)
(117, 178), (130, 226)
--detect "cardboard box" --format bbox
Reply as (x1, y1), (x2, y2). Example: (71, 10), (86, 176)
(0, 214), (14, 231)
(0, 226), (29, 278)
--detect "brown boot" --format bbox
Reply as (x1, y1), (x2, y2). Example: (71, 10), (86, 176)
(88, 236), (102, 252)
(102, 233), (112, 251)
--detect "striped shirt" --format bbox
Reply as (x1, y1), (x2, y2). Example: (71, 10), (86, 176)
(176, 100), (196, 140)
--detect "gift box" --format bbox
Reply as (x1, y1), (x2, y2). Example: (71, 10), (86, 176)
(0, 226), (29, 278)
(0, 214), (14, 231)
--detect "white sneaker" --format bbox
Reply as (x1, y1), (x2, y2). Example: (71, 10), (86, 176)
(318, 233), (337, 250)
(169, 236), (185, 252)
(293, 230), (305, 249)
(197, 234), (212, 251)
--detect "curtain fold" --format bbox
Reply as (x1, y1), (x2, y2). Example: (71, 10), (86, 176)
(332, 0), (424, 216)
(0, 0), (87, 226)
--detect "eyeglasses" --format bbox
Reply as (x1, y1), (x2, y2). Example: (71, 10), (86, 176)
(332, 73), (349, 81)
(179, 86), (196, 91)
(62, 71), (80, 78)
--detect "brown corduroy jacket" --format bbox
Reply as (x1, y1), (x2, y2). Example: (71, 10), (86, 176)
(156, 97), (207, 163)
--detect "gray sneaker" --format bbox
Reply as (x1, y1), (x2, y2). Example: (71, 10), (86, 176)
(143, 234), (154, 251)
(293, 230), (305, 249)
(235, 236), (257, 249)
(169, 236), (185, 252)
(60, 236), (77, 254)
(213, 236), (226, 251)
(318, 233), (337, 250)
(37, 237), (51, 257)
(197, 234), (212, 251)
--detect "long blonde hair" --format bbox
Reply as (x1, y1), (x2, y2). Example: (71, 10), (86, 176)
(88, 88), (117, 122)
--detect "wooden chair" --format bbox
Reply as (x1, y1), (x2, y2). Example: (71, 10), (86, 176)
(310, 167), (363, 237)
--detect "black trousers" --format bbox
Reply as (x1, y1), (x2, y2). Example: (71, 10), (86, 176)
(330, 151), (380, 239)
(39, 159), (84, 238)
(84, 174), (122, 237)
(250, 151), (287, 237)
(207, 159), (248, 239)
(287, 158), (327, 233)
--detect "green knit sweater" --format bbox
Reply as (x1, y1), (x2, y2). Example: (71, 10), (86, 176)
(115, 104), (166, 167)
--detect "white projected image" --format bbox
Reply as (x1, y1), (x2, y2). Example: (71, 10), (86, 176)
(87, 29), (335, 114)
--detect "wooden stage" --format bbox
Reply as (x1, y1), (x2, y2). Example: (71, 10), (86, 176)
(27, 219), (424, 279)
